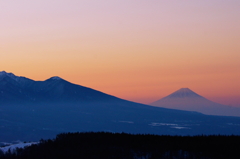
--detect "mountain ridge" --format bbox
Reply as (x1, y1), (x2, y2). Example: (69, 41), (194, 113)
(0, 71), (121, 104)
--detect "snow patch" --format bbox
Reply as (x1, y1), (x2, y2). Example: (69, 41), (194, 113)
(171, 126), (191, 129)
(227, 123), (240, 126)
(149, 123), (191, 129)
(149, 123), (178, 126)
(0, 142), (38, 153)
(119, 121), (134, 124)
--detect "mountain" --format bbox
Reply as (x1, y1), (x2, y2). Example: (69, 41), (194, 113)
(0, 71), (119, 104)
(1, 72), (240, 143)
(150, 88), (240, 116)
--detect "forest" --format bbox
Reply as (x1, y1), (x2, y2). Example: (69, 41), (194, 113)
(1, 132), (240, 159)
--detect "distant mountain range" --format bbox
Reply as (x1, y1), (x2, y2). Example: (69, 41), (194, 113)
(1, 71), (240, 143)
(150, 88), (240, 116)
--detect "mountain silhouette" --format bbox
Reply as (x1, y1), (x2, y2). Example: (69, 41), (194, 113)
(1, 72), (240, 142)
(151, 88), (240, 116)
(0, 71), (119, 104)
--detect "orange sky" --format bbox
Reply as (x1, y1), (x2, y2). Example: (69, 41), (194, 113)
(1, 0), (240, 107)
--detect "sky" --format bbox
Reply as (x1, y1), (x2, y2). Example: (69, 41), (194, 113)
(1, 0), (239, 107)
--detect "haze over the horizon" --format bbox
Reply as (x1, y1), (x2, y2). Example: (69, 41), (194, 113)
(1, 0), (239, 107)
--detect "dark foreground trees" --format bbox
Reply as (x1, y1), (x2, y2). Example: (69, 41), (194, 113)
(1, 132), (240, 159)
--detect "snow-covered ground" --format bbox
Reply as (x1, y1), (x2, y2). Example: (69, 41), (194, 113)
(0, 142), (38, 153)
(149, 122), (192, 129)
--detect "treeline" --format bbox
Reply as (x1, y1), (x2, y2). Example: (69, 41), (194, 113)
(1, 132), (240, 159)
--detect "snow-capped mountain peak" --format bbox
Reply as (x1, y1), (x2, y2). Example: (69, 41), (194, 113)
(166, 88), (202, 98)
(0, 71), (19, 81)
(177, 88), (192, 92)
(51, 76), (62, 80)
(50, 76), (62, 80)
(0, 71), (7, 76)
(0, 71), (14, 77)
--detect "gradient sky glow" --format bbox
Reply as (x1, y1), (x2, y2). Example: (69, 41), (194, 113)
(1, 0), (240, 106)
